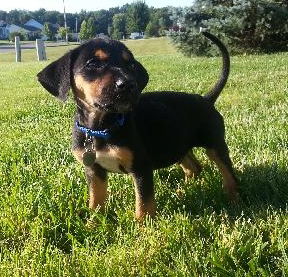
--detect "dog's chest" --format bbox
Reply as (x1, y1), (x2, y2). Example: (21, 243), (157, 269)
(95, 146), (133, 173)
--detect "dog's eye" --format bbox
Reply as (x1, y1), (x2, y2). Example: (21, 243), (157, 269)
(85, 58), (106, 70)
(85, 58), (98, 68)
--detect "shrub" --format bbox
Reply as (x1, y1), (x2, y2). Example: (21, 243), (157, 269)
(145, 20), (160, 37)
(9, 31), (27, 42)
(169, 1), (288, 56)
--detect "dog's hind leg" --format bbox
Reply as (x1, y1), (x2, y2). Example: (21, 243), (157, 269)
(206, 142), (238, 201)
(180, 151), (202, 182)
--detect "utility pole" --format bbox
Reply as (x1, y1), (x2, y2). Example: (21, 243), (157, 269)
(62, 0), (68, 44)
(75, 17), (78, 42)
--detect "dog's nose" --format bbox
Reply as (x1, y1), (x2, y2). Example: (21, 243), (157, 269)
(115, 78), (136, 92)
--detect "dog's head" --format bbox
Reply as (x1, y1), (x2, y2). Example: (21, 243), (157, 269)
(37, 38), (149, 113)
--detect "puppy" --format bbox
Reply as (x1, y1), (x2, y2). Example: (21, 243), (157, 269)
(37, 32), (238, 220)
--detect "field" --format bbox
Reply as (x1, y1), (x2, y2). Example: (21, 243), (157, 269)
(0, 37), (287, 276)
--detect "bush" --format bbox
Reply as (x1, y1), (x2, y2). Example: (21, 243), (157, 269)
(27, 32), (42, 41)
(9, 31), (27, 42)
(169, 1), (288, 56)
(145, 20), (160, 37)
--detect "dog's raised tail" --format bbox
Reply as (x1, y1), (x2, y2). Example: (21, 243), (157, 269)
(201, 31), (230, 104)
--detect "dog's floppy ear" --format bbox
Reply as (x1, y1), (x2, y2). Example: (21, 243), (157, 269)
(134, 60), (149, 92)
(37, 51), (73, 101)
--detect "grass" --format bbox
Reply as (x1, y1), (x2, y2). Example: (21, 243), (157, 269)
(0, 37), (176, 63)
(0, 40), (11, 46)
(0, 37), (287, 276)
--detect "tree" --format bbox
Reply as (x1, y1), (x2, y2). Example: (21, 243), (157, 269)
(43, 22), (55, 40)
(150, 7), (172, 34)
(145, 20), (159, 37)
(43, 11), (59, 24)
(58, 26), (70, 40)
(31, 8), (47, 23)
(93, 10), (111, 34)
(86, 17), (96, 38)
(0, 10), (8, 22)
(79, 20), (90, 40)
(6, 9), (21, 25)
(9, 31), (27, 41)
(126, 1), (150, 33)
(112, 13), (126, 39)
(169, 0), (288, 56)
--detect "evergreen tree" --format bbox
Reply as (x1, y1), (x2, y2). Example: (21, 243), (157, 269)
(112, 13), (126, 40)
(86, 17), (96, 38)
(79, 20), (89, 40)
(43, 22), (54, 41)
(169, 0), (288, 56)
(126, 1), (149, 33)
(145, 20), (159, 37)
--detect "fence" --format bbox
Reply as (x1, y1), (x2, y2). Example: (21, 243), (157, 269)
(14, 36), (47, 62)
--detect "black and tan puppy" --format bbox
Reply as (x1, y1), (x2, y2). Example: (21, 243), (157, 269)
(37, 32), (238, 220)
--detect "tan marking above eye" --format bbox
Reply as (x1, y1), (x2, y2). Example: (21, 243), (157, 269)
(95, 49), (109, 60)
(122, 51), (131, 61)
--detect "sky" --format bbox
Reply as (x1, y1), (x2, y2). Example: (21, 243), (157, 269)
(1, 0), (191, 13)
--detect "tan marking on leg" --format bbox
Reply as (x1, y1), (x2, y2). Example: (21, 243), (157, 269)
(206, 149), (238, 201)
(72, 148), (84, 163)
(95, 49), (109, 60)
(133, 178), (156, 221)
(180, 152), (202, 181)
(135, 194), (156, 221)
(88, 176), (108, 210)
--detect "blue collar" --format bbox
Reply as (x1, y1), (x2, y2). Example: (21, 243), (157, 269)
(75, 113), (125, 140)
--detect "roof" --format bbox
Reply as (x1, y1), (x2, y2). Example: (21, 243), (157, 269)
(24, 19), (43, 30)
(21, 25), (41, 32)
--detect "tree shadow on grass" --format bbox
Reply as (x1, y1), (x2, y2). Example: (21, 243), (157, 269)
(156, 163), (288, 219)
(40, 163), (288, 253)
(238, 163), (288, 207)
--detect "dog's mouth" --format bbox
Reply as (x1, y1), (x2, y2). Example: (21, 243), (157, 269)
(94, 99), (137, 113)
(95, 86), (140, 113)
(76, 79), (140, 113)
(77, 96), (137, 114)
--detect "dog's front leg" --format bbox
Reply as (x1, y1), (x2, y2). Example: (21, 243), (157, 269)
(84, 163), (108, 211)
(132, 168), (156, 221)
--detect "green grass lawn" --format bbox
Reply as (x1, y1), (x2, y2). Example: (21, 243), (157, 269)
(0, 40), (11, 46)
(0, 37), (177, 63)
(0, 37), (287, 276)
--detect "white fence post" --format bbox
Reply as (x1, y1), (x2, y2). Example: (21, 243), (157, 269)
(36, 39), (47, 61)
(15, 36), (21, 62)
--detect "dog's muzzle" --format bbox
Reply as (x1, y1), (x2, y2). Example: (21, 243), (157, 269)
(96, 78), (139, 113)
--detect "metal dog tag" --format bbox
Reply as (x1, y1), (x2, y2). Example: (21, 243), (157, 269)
(82, 149), (96, 166)
(83, 134), (96, 166)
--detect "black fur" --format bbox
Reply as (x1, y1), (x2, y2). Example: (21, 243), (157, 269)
(37, 33), (238, 220)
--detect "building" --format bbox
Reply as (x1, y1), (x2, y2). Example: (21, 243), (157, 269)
(0, 20), (9, 39)
(6, 24), (29, 34)
(129, 32), (144, 39)
(0, 19), (44, 40)
(24, 19), (44, 31)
